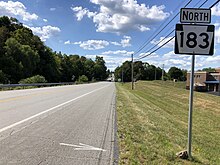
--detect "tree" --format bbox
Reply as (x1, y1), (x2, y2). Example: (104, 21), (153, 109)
(0, 70), (8, 84)
(168, 67), (183, 80)
(201, 67), (216, 72)
(94, 56), (108, 80)
(4, 37), (40, 80)
(0, 16), (109, 84)
(114, 61), (132, 82)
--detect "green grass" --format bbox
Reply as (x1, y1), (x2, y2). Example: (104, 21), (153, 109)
(116, 81), (220, 165)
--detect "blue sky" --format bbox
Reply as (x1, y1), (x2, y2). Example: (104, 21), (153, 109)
(0, 0), (220, 71)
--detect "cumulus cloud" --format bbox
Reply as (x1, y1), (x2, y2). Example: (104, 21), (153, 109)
(43, 19), (48, 22)
(102, 50), (134, 56)
(215, 27), (220, 43)
(73, 40), (109, 50)
(121, 36), (131, 47)
(111, 41), (121, 46)
(50, 8), (56, 11)
(72, 0), (169, 34)
(71, 6), (96, 21)
(64, 40), (71, 45)
(0, 1), (38, 21)
(29, 25), (61, 41)
(66, 35), (131, 49)
(212, 3), (220, 16)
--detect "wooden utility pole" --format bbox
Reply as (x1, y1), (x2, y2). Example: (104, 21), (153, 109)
(131, 54), (134, 90)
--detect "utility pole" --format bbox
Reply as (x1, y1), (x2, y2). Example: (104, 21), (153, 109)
(131, 54), (134, 90)
(155, 67), (157, 80)
(162, 64), (164, 81)
(122, 67), (124, 83)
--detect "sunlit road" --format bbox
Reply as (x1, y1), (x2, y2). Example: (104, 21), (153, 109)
(0, 82), (117, 165)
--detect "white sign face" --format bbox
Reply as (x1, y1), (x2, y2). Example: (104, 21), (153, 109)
(180, 8), (211, 24)
(175, 24), (214, 55)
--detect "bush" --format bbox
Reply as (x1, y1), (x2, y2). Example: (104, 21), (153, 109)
(19, 75), (47, 84)
(78, 75), (88, 83)
(0, 70), (8, 84)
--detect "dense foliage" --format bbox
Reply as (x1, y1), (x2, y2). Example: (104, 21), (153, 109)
(19, 75), (47, 84)
(115, 61), (187, 82)
(115, 61), (164, 82)
(0, 16), (108, 84)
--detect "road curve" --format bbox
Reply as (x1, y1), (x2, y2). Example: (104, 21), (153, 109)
(0, 82), (117, 165)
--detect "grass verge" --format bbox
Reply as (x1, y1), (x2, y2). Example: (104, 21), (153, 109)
(116, 81), (220, 164)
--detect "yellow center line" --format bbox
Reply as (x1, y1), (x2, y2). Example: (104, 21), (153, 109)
(0, 86), (81, 103)
(0, 92), (51, 103)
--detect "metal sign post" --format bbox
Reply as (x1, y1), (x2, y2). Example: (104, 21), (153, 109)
(188, 54), (195, 158)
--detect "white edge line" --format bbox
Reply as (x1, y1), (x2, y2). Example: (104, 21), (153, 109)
(0, 85), (108, 133)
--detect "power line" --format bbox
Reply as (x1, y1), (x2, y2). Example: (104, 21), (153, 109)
(136, 0), (212, 60)
(133, 0), (193, 56)
(210, 0), (220, 8)
(138, 29), (174, 59)
(138, 36), (174, 60)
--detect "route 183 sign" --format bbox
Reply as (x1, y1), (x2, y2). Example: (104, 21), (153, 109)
(175, 24), (214, 55)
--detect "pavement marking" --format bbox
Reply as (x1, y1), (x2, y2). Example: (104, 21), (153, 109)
(60, 142), (106, 151)
(0, 85), (78, 103)
(0, 85), (108, 134)
(0, 92), (51, 103)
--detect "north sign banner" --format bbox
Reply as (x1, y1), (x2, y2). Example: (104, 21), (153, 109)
(180, 8), (211, 24)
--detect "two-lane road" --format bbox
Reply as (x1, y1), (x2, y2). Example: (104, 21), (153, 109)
(0, 82), (117, 165)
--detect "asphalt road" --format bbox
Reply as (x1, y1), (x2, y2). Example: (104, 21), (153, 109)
(0, 82), (117, 165)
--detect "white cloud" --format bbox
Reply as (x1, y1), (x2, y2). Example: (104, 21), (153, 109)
(29, 25), (61, 41)
(102, 50), (134, 56)
(72, 0), (169, 34)
(215, 27), (220, 43)
(121, 35), (131, 47)
(111, 36), (132, 47)
(43, 19), (48, 22)
(64, 40), (71, 44)
(111, 41), (121, 46)
(50, 8), (56, 11)
(71, 6), (96, 21)
(137, 25), (150, 32)
(0, 1), (38, 21)
(73, 40), (109, 50)
(151, 36), (175, 48)
(212, 3), (220, 16)
(67, 36), (131, 49)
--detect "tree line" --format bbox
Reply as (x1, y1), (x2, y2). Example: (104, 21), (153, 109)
(115, 61), (187, 82)
(0, 16), (108, 84)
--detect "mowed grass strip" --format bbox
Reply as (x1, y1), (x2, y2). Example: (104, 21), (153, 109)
(116, 81), (220, 165)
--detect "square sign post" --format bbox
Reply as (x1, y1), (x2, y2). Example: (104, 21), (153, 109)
(175, 8), (214, 159)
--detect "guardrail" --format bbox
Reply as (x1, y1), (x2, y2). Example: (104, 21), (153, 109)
(0, 82), (75, 89)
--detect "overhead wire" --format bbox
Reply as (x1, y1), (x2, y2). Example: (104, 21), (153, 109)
(133, 0), (193, 56)
(138, 0), (209, 60)
(136, 0), (213, 61)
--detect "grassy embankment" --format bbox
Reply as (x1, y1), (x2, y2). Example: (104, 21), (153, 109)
(116, 81), (220, 164)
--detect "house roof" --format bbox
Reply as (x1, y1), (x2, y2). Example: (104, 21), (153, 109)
(204, 81), (220, 84)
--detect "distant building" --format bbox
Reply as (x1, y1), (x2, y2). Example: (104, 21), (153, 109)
(186, 68), (220, 92)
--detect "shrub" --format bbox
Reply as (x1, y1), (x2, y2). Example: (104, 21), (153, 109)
(78, 75), (88, 83)
(19, 75), (47, 84)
